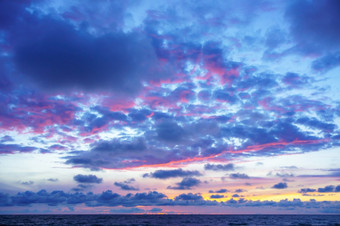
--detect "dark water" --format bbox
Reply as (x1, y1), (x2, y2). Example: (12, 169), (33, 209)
(0, 215), (340, 226)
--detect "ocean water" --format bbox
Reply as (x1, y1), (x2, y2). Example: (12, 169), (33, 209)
(0, 214), (340, 226)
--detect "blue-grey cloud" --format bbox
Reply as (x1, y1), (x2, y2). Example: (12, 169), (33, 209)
(210, 194), (224, 199)
(143, 169), (202, 179)
(47, 178), (58, 182)
(0, 1), (173, 95)
(209, 189), (228, 193)
(229, 173), (249, 179)
(318, 185), (335, 193)
(1, 189), (340, 212)
(20, 181), (34, 186)
(285, 0), (340, 54)
(0, 144), (36, 154)
(175, 193), (203, 201)
(299, 188), (316, 193)
(114, 182), (139, 191)
(204, 163), (235, 171)
(312, 51), (340, 72)
(272, 182), (288, 189)
(73, 174), (102, 184)
(167, 178), (201, 190)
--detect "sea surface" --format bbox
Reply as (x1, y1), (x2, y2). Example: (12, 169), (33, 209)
(0, 214), (340, 226)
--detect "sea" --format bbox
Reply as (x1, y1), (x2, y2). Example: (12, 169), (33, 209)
(0, 214), (340, 226)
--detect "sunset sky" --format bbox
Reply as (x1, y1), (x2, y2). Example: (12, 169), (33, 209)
(0, 0), (340, 214)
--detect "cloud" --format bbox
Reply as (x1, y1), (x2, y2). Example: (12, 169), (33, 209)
(47, 178), (58, 182)
(0, 0), (29, 30)
(156, 121), (185, 142)
(148, 208), (163, 213)
(318, 185), (335, 193)
(272, 182), (288, 189)
(143, 169), (202, 179)
(72, 184), (93, 192)
(209, 189), (228, 193)
(267, 171), (294, 178)
(210, 195), (224, 199)
(114, 182), (139, 191)
(312, 51), (340, 72)
(0, 135), (14, 142)
(299, 188), (316, 193)
(232, 194), (240, 198)
(65, 138), (148, 169)
(73, 174), (103, 184)
(336, 185), (340, 192)
(0, 1), (173, 95)
(1, 189), (340, 212)
(299, 185), (340, 193)
(167, 178), (201, 190)
(175, 193), (203, 201)
(285, 0), (340, 54)
(0, 144), (36, 154)
(229, 173), (249, 179)
(21, 181), (34, 186)
(204, 163), (235, 171)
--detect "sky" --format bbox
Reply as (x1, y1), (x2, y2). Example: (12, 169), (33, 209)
(0, 0), (340, 214)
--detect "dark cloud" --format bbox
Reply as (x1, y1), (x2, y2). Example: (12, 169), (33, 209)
(296, 117), (336, 133)
(65, 138), (148, 169)
(0, 144), (36, 154)
(204, 163), (235, 171)
(301, 184), (340, 194)
(282, 72), (311, 88)
(143, 169), (202, 179)
(175, 193), (203, 201)
(73, 174), (102, 184)
(272, 182), (288, 189)
(209, 189), (228, 193)
(0, 2), (172, 95)
(0, 135), (14, 142)
(210, 194), (224, 199)
(232, 194), (240, 198)
(299, 188), (316, 193)
(264, 27), (286, 49)
(336, 185), (340, 192)
(167, 178), (201, 190)
(229, 173), (249, 179)
(0, 0), (29, 30)
(312, 51), (340, 72)
(213, 90), (239, 104)
(1, 189), (340, 211)
(72, 184), (93, 192)
(318, 185), (335, 193)
(114, 182), (139, 191)
(285, 0), (340, 54)
(156, 121), (185, 142)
